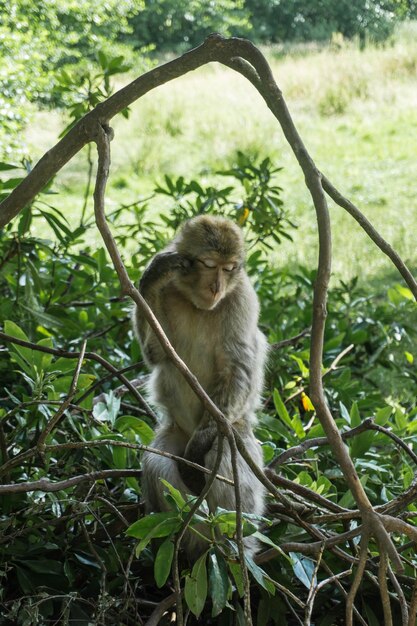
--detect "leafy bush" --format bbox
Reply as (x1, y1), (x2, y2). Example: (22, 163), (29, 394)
(0, 0), (147, 156)
(1, 151), (417, 624)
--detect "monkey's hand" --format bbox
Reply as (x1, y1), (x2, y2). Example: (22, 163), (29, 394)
(139, 251), (191, 295)
(179, 422), (217, 495)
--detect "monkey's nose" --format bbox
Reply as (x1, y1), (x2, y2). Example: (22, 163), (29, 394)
(210, 281), (220, 296)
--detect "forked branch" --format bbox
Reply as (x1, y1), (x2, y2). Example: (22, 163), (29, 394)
(1, 33), (416, 624)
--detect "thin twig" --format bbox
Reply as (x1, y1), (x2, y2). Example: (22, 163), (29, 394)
(37, 339), (87, 449)
(0, 440), (233, 491)
(230, 431), (252, 626)
(270, 327), (311, 350)
(303, 545), (323, 625)
(378, 550), (393, 626)
(387, 564), (408, 626)
(144, 593), (176, 626)
(320, 561), (368, 626)
(284, 343), (354, 404)
(0, 331), (157, 421)
(321, 175), (417, 300)
(407, 574), (417, 626)
(346, 532), (369, 626)
(268, 417), (374, 468)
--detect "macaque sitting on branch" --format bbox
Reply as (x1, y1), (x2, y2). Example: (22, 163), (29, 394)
(133, 214), (267, 557)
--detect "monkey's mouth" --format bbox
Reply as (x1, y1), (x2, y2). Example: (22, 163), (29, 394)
(193, 293), (222, 311)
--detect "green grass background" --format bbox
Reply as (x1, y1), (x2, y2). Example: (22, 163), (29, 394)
(26, 24), (417, 285)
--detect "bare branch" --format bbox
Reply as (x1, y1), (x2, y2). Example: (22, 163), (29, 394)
(408, 575), (417, 626)
(37, 339), (87, 449)
(321, 175), (417, 300)
(144, 593), (176, 626)
(0, 331), (157, 421)
(270, 327), (311, 350)
(378, 550), (393, 626)
(388, 565), (408, 626)
(0, 439), (233, 488)
(268, 417), (374, 468)
(346, 532), (370, 626)
(230, 432), (253, 626)
(0, 469), (143, 494)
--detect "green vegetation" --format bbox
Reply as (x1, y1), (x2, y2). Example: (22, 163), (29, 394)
(24, 24), (417, 280)
(1, 3), (417, 624)
(1, 155), (417, 623)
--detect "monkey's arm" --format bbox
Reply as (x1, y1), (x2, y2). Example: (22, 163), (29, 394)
(211, 334), (266, 421)
(179, 421), (218, 494)
(179, 327), (266, 493)
(134, 251), (190, 365)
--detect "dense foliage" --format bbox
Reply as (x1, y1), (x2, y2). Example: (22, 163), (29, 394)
(1, 151), (417, 624)
(244, 0), (417, 46)
(128, 0), (417, 50)
(1, 3), (417, 624)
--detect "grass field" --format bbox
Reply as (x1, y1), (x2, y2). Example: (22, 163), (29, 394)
(26, 24), (417, 285)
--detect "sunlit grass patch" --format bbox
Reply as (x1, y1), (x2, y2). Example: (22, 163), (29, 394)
(25, 30), (417, 283)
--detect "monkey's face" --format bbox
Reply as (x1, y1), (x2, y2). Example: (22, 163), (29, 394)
(177, 254), (242, 310)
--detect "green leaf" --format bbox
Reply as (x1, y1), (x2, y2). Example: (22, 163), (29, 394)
(112, 445), (127, 469)
(212, 511), (237, 537)
(15, 566), (34, 593)
(228, 560), (244, 597)
(0, 162), (19, 171)
(375, 406), (393, 426)
(115, 415), (154, 444)
(208, 551), (229, 617)
(250, 532), (292, 562)
(350, 431), (375, 458)
(388, 285), (413, 304)
(289, 354), (309, 377)
(92, 391), (121, 425)
(53, 374), (95, 394)
(262, 442), (275, 463)
(273, 388), (292, 429)
(154, 539), (174, 588)
(245, 556), (275, 594)
(159, 479), (188, 510)
(184, 551), (208, 618)
(16, 559), (62, 575)
(74, 552), (101, 569)
(4, 320), (34, 376)
(291, 413), (306, 440)
(338, 475), (368, 508)
(350, 402), (360, 428)
(289, 552), (316, 589)
(257, 596), (271, 626)
(126, 512), (181, 539)
(31, 337), (54, 373)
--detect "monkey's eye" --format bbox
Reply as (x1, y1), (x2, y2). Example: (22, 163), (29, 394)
(198, 259), (217, 269)
(223, 263), (236, 272)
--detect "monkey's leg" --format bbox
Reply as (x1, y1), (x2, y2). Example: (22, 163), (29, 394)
(178, 422), (217, 495)
(141, 425), (191, 512)
(142, 425), (211, 559)
(204, 422), (265, 557)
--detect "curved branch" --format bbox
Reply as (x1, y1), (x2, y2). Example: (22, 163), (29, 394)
(321, 175), (417, 300)
(0, 331), (157, 422)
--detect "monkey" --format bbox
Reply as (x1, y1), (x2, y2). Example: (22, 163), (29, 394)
(133, 215), (268, 558)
